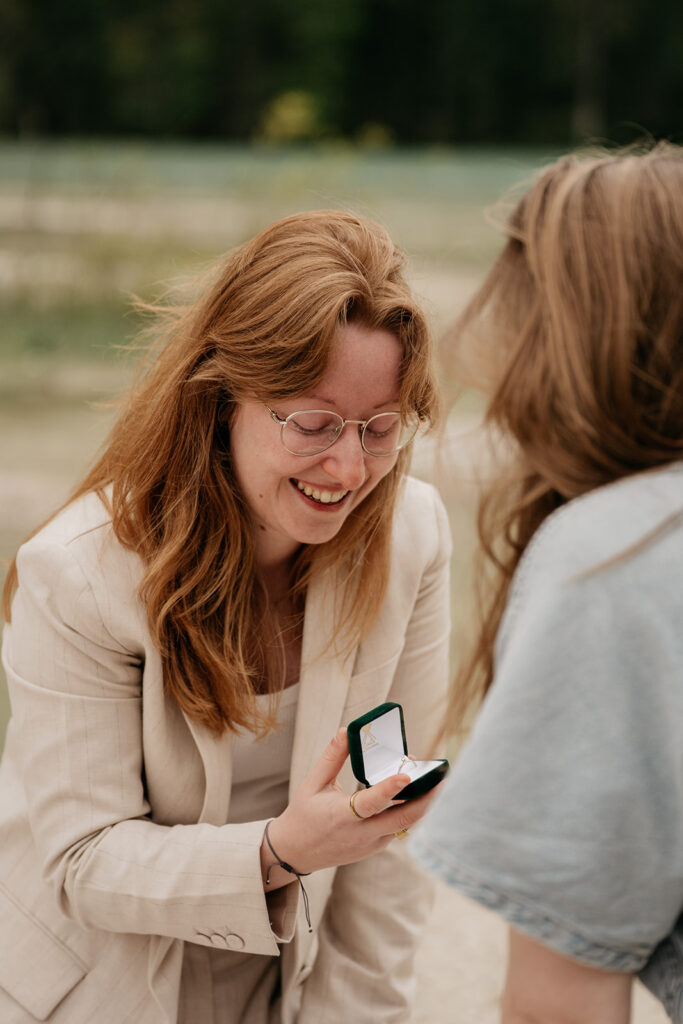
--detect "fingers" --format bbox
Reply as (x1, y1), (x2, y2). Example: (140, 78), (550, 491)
(352, 778), (445, 834)
(375, 781), (444, 835)
(303, 728), (350, 792)
(349, 773), (411, 819)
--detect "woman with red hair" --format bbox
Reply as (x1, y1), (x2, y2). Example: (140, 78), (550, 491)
(0, 210), (450, 1023)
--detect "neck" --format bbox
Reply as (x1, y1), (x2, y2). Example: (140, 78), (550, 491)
(252, 522), (301, 571)
(256, 552), (298, 604)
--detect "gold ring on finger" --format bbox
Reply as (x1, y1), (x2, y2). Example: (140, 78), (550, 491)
(394, 828), (409, 840)
(349, 791), (367, 820)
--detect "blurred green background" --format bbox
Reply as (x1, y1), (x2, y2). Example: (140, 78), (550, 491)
(2, 0), (681, 144)
(0, 141), (555, 747)
(1, 0), (681, 749)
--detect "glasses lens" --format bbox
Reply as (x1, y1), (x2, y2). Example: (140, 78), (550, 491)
(362, 413), (418, 455)
(283, 410), (344, 455)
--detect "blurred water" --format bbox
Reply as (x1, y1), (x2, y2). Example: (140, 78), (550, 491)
(0, 140), (557, 197)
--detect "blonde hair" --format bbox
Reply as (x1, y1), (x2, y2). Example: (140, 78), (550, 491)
(444, 143), (683, 735)
(4, 210), (439, 734)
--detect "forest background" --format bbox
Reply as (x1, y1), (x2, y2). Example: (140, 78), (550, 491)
(0, 4), (680, 1019)
(2, 0), (682, 144)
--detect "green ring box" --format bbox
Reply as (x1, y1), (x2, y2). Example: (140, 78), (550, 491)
(347, 701), (449, 801)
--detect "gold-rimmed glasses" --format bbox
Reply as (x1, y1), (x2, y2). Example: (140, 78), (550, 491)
(265, 406), (419, 457)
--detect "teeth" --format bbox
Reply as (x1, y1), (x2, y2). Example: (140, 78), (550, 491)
(296, 480), (348, 504)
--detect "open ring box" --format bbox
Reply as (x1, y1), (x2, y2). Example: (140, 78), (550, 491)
(347, 702), (449, 800)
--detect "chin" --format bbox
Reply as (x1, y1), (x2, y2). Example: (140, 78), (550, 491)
(293, 521), (346, 547)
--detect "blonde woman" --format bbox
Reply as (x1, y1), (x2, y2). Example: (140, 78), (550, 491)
(412, 145), (683, 1023)
(0, 211), (451, 1023)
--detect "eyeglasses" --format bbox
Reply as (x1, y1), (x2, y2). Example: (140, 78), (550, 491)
(265, 406), (419, 457)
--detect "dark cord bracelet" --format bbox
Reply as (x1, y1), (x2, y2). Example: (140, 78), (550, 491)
(264, 820), (313, 933)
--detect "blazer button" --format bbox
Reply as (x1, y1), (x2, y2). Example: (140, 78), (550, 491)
(209, 932), (245, 951)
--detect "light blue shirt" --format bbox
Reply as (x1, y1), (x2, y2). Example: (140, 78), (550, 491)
(412, 462), (683, 1019)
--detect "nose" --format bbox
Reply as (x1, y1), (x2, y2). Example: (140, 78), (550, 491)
(320, 423), (367, 491)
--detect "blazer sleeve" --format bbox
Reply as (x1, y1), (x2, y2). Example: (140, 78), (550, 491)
(297, 486), (452, 1023)
(3, 535), (295, 957)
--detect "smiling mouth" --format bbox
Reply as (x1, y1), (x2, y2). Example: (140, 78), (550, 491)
(293, 479), (350, 505)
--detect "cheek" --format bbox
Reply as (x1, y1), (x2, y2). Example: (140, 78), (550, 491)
(366, 456), (398, 492)
(232, 427), (288, 491)
(250, 456), (300, 503)
(376, 452), (398, 479)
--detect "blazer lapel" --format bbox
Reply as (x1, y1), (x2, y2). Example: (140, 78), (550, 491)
(181, 566), (357, 817)
(184, 717), (234, 825)
(289, 568), (357, 798)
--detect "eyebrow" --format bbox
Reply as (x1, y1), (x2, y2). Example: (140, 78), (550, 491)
(307, 394), (401, 411)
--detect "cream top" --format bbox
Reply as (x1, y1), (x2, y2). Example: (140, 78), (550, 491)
(228, 683), (300, 824)
(179, 684), (301, 1024)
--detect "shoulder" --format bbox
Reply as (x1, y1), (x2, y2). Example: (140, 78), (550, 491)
(18, 489), (139, 582)
(516, 462), (683, 586)
(393, 476), (452, 564)
(498, 462), (683, 655)
(14, 492), (146, 647)
(415, 469), (683, 971)
(22, 490), (112, 551)
(377, 476), (452, 613)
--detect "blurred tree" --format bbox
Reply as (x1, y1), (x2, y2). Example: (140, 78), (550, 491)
(277, 0), (364, 135)
(0, 0), (109, 133)
(258, 90), (322, 142)
(570, 0), (612, 139)
(199, 0), (289, 137)
(604, 0), (683, 142)
(0, 0), (679, 143)
(339, 0), (573, 143)
(106, 0), (211, 134)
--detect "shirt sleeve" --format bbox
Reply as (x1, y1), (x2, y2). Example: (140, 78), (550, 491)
(411, 534), (683, 973)
(2, 535), (296, 956)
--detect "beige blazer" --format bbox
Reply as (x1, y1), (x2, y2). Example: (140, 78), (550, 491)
(0, 476), (451, 1024)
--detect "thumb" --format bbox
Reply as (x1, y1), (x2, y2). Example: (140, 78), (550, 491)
(350, 773), (411, 819)
(303, 728), (350, 792)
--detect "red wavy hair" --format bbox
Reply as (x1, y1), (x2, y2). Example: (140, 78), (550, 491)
(4, 210), (440, 735)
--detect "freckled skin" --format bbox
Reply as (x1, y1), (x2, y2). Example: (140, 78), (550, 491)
(230, 322), (402, 571)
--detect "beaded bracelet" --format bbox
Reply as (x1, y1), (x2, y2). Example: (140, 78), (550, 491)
(264, 820), (312, 932)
